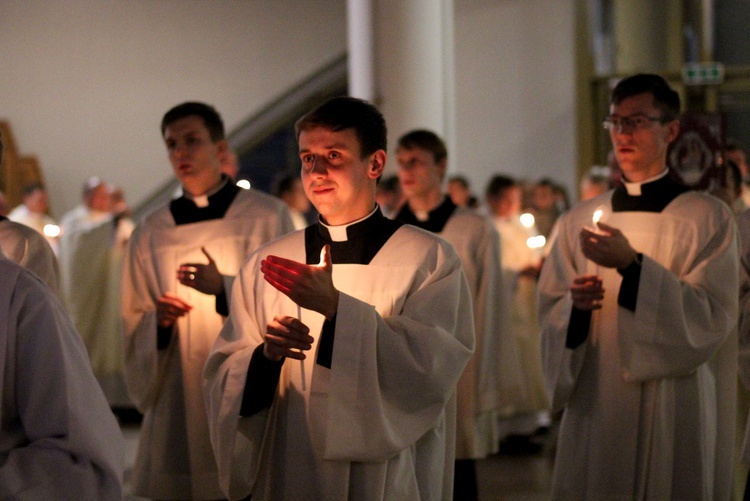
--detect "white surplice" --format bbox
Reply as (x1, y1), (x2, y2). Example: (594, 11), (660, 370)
(736, 208), (750, 467)
(0, 257), (123, 499)
(121, 188), (293, 499)
(539, 190), (738, 500)
(440, 208), (526, 459)
(204, 225), (475, 501)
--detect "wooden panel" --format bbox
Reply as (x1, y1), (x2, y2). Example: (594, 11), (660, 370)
(0, 121), (46, 209)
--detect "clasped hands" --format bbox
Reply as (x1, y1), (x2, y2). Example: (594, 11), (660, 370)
(260, 245), (339, 362)
(572, 221), (638, 311)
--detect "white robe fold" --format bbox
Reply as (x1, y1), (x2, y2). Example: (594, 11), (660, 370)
(539, 191), (738, 500)
(0, 217), (60, 292)
(204, 226), (475, 501)
(0, 257), (123, 499)
(440, 209), (525, 458)
(121, 188), (293, 499)
(736, 209), (750, 466)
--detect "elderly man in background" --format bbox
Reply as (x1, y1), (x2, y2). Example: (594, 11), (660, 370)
(59, 176), (134, 408)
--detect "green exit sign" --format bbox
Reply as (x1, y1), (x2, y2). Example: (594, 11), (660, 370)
(682, 62), (724, 85)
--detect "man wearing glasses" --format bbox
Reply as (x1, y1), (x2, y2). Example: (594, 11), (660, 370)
(538, 73), (738, 499)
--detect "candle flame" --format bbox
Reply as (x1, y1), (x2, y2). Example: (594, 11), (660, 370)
(592, 209), (603, 225)
(526, 235), (546, 249)
(43, 224), (61, 237)
(520, 213), (535, 228)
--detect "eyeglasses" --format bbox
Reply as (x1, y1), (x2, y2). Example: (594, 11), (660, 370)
(602, 115), (663, 132)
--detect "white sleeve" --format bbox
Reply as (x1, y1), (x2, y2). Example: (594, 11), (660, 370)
(120, 227), (163, 411)
(618, 215), (739, 382)
(316, 245), (475, 461)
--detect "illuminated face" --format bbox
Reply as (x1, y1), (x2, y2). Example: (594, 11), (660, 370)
(609, 92), (679, 183)
(395, 146), (445, 201)
(299, 127), (384, 225)
(163, 115), (226, 196)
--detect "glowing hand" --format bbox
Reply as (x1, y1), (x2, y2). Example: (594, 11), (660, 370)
(260, 245), (339, 320)
(177, 247), (224, 295)
(579, 222), (638, 269)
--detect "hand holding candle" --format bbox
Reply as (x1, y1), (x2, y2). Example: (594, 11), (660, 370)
(580, 208), (638, 271)
(261, 245), (338, 319)
(261, 246), (338, 389)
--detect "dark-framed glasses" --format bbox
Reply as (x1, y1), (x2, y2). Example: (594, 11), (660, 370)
(603, 115), (663, 132)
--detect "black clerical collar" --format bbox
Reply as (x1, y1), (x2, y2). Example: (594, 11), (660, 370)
(611, 169), (689, 213)
(170, 175), (240, 225)
(394, 196), (457, 233)
(306, 207), (402, 265)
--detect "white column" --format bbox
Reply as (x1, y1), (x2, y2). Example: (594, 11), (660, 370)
(371, 0), (456, 170)
(613, 0), (667, 73)
(347, 0), (376, 101)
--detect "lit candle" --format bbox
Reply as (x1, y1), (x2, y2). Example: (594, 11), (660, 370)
(520, 212), (535, 229)
(43, 224), (61, 238)
(298, 247), (328, 391)
(298, 303), (305, 391)
(592, 209), (603, 227)
(591, 204), (609, 232)
(526, 235), (546, 249)
(590, 205), (609, 276)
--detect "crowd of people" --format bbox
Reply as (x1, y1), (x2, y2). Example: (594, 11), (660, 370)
(0, 72), (749, 500)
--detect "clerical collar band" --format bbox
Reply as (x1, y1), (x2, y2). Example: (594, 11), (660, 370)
(318, 205), (379, 242)
(182, 175), (230, 208)
(622, 169), (669, 196)
(611, 169), (689, 213)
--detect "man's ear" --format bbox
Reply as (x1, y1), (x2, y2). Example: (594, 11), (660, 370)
(666, 119), (680, 144)
(368, 150), (387, 179)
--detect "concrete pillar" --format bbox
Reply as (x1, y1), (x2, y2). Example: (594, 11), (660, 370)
(613, 0), (668, 73)
(347, 0), (376, 101)
(370, 0), (456, 171)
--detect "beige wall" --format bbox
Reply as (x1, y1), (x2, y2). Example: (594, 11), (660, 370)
(454, 0), (577, 201)
(0, 0), (576, 217)
(0, 0), (347, 217)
